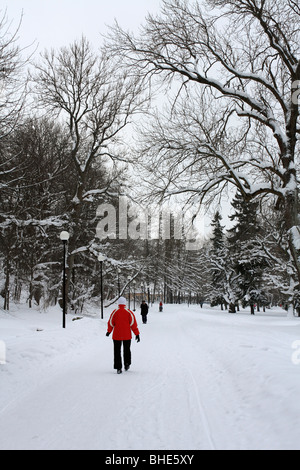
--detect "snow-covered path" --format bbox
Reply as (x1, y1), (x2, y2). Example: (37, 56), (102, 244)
(1, 304), (300, 450)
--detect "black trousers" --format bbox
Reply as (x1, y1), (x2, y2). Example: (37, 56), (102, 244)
(113, 340), (131, 370)
(141, 314), (147, 324)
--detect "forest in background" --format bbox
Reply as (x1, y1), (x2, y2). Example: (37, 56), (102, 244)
(1, 0), (300, 316)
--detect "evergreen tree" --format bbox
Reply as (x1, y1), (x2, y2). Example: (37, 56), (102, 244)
(227, 192), (267, 314)
(209, 211), (227, 309)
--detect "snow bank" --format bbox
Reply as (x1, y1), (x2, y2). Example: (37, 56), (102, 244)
(0, 303), (300, 450)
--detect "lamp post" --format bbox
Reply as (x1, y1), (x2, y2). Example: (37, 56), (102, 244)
(60, 231), (70, 329)
(98, 254), (106, 320)
(128, 275), (131, 310)
(117, 268), (121, 296)
(133, 280), (136, 311)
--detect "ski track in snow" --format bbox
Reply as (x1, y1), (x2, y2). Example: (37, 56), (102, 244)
(0, 304), (300, 450)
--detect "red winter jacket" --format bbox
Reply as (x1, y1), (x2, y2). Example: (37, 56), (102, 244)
(107, 306), (140, 340)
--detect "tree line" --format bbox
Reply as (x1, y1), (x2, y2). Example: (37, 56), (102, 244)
(0, 1), (300, 316)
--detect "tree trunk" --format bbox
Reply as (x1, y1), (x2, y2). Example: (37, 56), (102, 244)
(283, 94), (300, 315)
(4, 257), (10, 311)
(229, 302), (236, 313)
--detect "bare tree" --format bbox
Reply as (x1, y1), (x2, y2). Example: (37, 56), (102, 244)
(0, 9), (28, 201)
(0, 10), (30, 309)
(108, 0), (300, 313)
(0, 10), (27, 138)
(34, 37), (147, 304)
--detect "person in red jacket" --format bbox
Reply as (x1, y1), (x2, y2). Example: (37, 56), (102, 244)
(106, 297), (140, 374)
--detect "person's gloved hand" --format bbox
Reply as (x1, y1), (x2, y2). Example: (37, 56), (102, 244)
(136, 335), (140, 343)
(106, 332), (110, 337)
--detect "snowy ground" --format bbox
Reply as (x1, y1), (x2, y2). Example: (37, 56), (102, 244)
(1, 302), (300, 450)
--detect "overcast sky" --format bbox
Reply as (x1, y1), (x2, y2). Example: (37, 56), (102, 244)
(5, 0), (162, 52)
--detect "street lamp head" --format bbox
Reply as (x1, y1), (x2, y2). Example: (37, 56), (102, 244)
(60, 231), (70, 241)
(98, 254), (106, 262)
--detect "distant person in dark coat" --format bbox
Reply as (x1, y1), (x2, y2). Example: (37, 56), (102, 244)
(140, 300), (149, 324)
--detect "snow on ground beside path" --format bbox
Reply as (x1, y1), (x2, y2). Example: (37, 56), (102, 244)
(0, 303), (300, 450)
